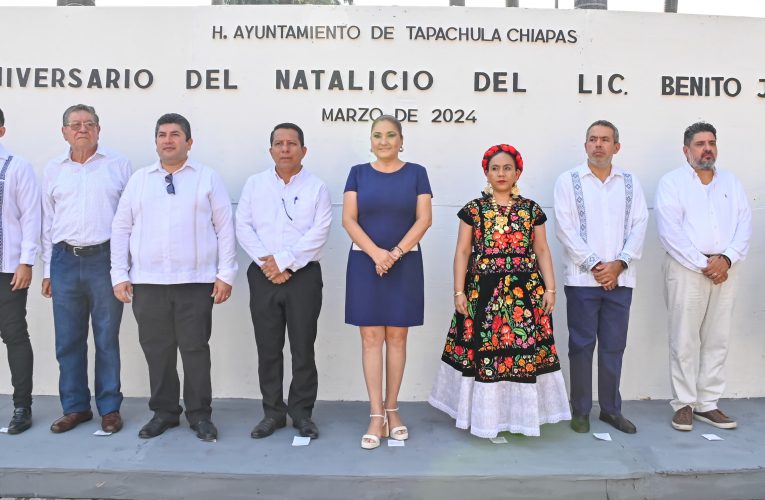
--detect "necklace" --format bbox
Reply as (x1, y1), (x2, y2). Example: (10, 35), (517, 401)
(490, 196), (510, 233)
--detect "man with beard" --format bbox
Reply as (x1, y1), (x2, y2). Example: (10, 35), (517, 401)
(655, 122), (751, 432)
(554, 120), (648, 434)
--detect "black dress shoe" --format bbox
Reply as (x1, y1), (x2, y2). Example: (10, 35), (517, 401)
(190, 418), (218, 442)
(599, 412), (637, 434)
(570, 414), (590, 433)
(293, 417), (319, 439)
(138, 415), (179, 439)
(7, 407), (32, 435)
(250, 416), (286, 439)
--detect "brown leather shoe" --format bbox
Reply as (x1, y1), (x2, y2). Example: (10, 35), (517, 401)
(50, 410), (93, 433)
(671, 405), (693, 431)
(694, 408), (737, 429)
(101, 411), (123, 433)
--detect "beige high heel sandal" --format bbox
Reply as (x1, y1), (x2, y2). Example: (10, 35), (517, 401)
(385, 407), (409, 441)
(360, 413), (389, 450)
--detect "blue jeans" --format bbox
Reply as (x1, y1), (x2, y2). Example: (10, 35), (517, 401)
(51, 243), (123, 415)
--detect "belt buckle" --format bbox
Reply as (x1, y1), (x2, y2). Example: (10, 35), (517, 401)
(72, 246), (84, 257)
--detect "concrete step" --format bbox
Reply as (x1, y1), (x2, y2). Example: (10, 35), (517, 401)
(0, 396), (763, 500)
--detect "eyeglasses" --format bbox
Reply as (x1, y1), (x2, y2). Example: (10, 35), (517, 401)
(65, 121), (98, 131)
(281, 198), (293, 221)
(165, 173), (175, 195)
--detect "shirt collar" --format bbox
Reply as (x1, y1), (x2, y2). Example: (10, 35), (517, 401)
(56, 143), (109, 165)
(271, 166), (305, 186)
(576, 161), (624, 180)
(148, 158), (198, 174)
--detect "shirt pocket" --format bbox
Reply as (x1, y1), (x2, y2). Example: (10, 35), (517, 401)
(291, 197), (316, 229)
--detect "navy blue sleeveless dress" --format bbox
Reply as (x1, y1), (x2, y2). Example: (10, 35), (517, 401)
(344, 162), (432, 327)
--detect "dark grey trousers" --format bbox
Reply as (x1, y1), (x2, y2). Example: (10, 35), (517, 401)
(132, 283), (214, 423)
(247, 262), (322, 421)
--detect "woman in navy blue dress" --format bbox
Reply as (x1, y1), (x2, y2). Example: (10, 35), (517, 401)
(342, 115), (433, 449)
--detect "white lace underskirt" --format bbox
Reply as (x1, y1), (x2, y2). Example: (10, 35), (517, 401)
(428, 362), (571, 438)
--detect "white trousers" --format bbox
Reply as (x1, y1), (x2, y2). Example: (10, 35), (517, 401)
(663, 254), (738, 412)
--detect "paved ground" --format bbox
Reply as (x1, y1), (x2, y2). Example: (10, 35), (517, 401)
(0, 396), (763, 500)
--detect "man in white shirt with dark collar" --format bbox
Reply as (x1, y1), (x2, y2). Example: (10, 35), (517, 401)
(236, 123), (331, 440)
(0, 107), (41, 434)
(655, 121), (751, 432)
(554, 120), (648, 435)
(111, 113), (237, 442)
(41, 104), (131, 435)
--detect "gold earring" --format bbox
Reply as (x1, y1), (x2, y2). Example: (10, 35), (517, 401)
(511, 184), (520, 198)
(484, 183), (494, 196)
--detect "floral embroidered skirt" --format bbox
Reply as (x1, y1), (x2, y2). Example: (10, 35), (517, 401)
(429, 270), (571, 438)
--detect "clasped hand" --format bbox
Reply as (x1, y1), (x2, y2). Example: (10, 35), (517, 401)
(592, 261), (623, 291)
(702, 255), (729, 285)
(260, 255), (292, 285)
(372, 247), (399, 277)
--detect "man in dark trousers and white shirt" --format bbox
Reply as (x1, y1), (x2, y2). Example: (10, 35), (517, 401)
(236, 123), (331, 439)
(0, 107), (41, 434)
(554, 120), (648, 435)
(41, 104), (131, 435)
(111, 113), (237, 442)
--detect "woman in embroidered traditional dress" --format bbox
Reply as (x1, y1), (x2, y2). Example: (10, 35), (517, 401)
(429, 144), (570, 438)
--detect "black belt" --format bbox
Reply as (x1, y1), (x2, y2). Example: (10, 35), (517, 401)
(57, 241), (110, 257)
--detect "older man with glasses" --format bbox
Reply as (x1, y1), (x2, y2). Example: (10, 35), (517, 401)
(111, 113), (237, 442)
(41, 104), (132, 434)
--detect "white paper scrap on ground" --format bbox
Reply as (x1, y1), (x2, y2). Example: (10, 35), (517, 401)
(490, 436), (508, 444)
(93, 430), (112, 436)
(387, 439), (405, 447)
(702, 433), (724, 441)
(593, 433), (612, 441)
(0, 427), (7, 433)
(292, 436), (311, 446)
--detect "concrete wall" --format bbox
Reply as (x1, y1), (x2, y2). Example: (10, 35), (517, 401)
(0, 6), (762, 402)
